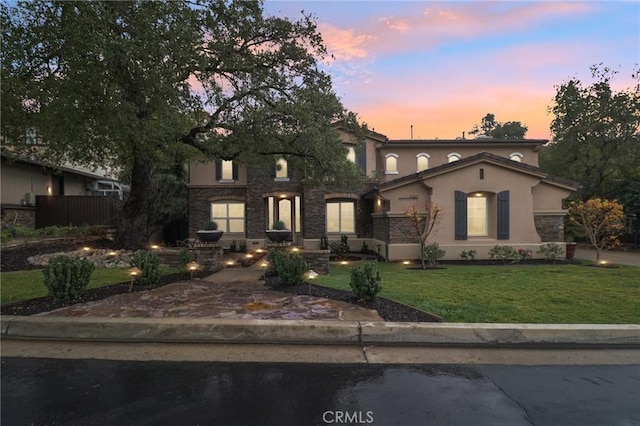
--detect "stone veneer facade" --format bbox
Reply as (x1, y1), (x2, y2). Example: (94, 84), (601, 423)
(534, 214), (565, 242)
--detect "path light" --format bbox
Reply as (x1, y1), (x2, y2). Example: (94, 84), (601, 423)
(291, 247), (299, 252)
(599, 260), (608, 266)
(82, 246), (91, 252)
(150, 244), (160, 250)
(340, 260), (348, 265)
(260, 261), (269, 280)
(108, 251), (117, 256)
(403, 260), (411, 265)
(226, 260), (235, 267)
(186, 261), (199, 279)
(307, 270), (319, 296)
(256, 248), (264, 254)
(127, 267), (142, 292)
(246, 254), (253, 258)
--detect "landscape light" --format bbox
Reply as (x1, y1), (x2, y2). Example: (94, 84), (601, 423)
(246, 254), (253, 258)
(127, 267), (142, 292)
(186, 261), (199, 279)
(403, 260), (411, 265)
(108, 251), (117, 256)
(340, 261), (348, 265)
(150, 244), (160, 250)
(82, 247), (91, 252)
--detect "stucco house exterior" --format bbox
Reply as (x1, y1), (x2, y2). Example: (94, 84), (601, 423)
(187, 130), (578, 260)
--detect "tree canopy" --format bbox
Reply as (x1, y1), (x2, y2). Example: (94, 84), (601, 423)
(468, 113), (528, 139)
(1, 0), (367, 248)
(541, 65), (640, 200)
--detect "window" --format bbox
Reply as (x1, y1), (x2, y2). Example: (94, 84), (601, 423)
(211, 202), (245, 233)
(416, 153), (430, 172)
(385, 153), (399, 174)
(509, 152), (523, 162)
(467, 195), (487, 236)
(275, 158), (288, 180)
(326, 201), (355, 233)
(221, 160), (233, 180)
(447, 153), (461, 163)
(346, 146), (356, 163)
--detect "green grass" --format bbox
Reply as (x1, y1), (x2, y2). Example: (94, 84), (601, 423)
(315, 263), (640, 324)
(1, 267), (181, 304)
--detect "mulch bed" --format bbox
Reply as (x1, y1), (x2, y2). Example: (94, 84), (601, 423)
(265, 277), (442, 323)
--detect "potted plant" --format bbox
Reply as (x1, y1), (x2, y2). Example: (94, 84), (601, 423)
(196, 220), (224, 243)
(266, 220), (292, 243)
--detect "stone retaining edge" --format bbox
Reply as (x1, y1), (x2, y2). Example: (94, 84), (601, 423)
(1, 316), (639, 347)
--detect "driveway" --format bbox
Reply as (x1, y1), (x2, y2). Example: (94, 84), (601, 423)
(575, 247), (640, 266)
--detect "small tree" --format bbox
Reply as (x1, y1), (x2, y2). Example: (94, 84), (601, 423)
(568, 198), (625, 263)
(405, 202), (441, 269)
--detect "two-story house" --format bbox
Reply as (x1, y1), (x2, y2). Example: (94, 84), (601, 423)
(187, 130), (578, 260)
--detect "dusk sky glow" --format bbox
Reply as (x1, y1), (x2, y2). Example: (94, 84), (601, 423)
(264, 1), (640, 140)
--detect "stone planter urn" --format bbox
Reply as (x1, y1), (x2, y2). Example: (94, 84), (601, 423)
(196, 220), (223, 243)
(265, 229), (292, 243)
(196, 230), (224, 243)
(565, 242), (577, 260)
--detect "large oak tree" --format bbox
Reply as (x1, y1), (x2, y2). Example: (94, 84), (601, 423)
(1, 0), (366, 248)
(542, 65), (640, 200)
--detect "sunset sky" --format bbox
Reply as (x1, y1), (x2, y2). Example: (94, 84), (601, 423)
(264, 1), (640, 140)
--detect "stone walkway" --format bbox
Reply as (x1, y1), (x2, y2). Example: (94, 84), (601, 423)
(37, 263), (382, 322)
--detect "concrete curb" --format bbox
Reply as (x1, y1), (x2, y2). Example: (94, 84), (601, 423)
(2, 315), (640, 348)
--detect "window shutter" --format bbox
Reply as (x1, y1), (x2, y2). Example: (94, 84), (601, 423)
(357, 143), (367, 172)
(497, 190), (510, 240)
(455, 190), (468, 240)
(232, 162), (238, 180)
(215, 160), (221, 181)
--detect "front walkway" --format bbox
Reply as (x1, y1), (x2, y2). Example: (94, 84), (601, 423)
(36, 262), (382, 321)
(575, 247), (640, 267)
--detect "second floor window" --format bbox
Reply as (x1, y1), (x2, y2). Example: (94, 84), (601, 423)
(346, 146), (356, 163)
(416, 153), (429, 172)
(221, 160), (233, 180)
(275, 158), (288, 180)
(385, 153), (399, 174)
(509, 152), (523, 162)
(447, 153), (461, 163)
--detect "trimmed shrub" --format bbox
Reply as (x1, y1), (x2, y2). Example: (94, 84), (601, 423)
(537, 243), (564, 260)
(350, 262), (381, 302)
(459, 249), (477, 261)
(131, 250), (160, 286)
(267, 249), (309, 286)
(489, 245), (520, 263)
(423, 242), (446, 266)
(43, 255), (95, 301)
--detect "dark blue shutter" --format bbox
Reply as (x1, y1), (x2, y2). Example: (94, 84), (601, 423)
(215, 160), (221, 181)
(232, 162), (238, 180)
(357, 143), (367, 172)
(497, 190), (510, 240)
(455, 190), (467, 240)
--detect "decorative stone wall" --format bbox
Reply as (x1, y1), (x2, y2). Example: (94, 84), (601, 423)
(372, 216), (388, 243)
(188, 187), (246, 238)
(388, 215), (420, 244)
(195, 247), (223, 272)
(1, 206), (36, 228)
(534, 215), (565, 242)
(303, 189), (326, 239)
(300, 249), (330, 275)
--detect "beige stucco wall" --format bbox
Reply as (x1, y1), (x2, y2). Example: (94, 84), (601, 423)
(1, 159), (90, 204)
(532, 181), (572, 212)
(381, 161), (544, 246)
(189, 161), (248, 186)
(377, 144), (539, 183)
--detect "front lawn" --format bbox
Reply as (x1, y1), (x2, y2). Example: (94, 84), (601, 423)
(0, 267), (181, 304)
(315, 263), (640, 323)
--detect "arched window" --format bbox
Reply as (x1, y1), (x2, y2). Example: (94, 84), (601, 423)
(275, 158), (288, 180)
(346, 146), (356, 163)
(447, 152), (461, 163)
(385, 153), (399, 174)
(509, 152), (523, 162)
(416, 153), (430, 172)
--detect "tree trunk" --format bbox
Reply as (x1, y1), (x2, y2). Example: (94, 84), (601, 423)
(595, 248), (601, 264)
(116, 152), (153, 250)
(633, 211), (639, 249)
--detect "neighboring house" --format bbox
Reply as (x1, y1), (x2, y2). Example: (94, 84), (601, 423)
(187, 130), (579, 260)
(1, 152), (118, 228)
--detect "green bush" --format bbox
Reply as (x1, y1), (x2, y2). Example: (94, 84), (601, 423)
(349, 262), (381, 302)
(537, 243), (564, 260)
(489, 245), (520, 263)
(43, 255), (95, 301)
(423, 242), (446, 265)
(239, 240), (247, 253)
(267, 249), (309, 286)
(179, 248), (194, 273)
(361, 240), (370, 254)
(272, 220), (287, 230)
(459, 249), (477, 261)
(131, 250), (160, 286)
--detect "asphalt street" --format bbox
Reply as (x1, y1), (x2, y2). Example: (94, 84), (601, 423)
(2, 358), (639, 426)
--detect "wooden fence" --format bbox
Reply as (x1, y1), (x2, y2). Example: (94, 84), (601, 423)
(35, 196), (120, 228)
